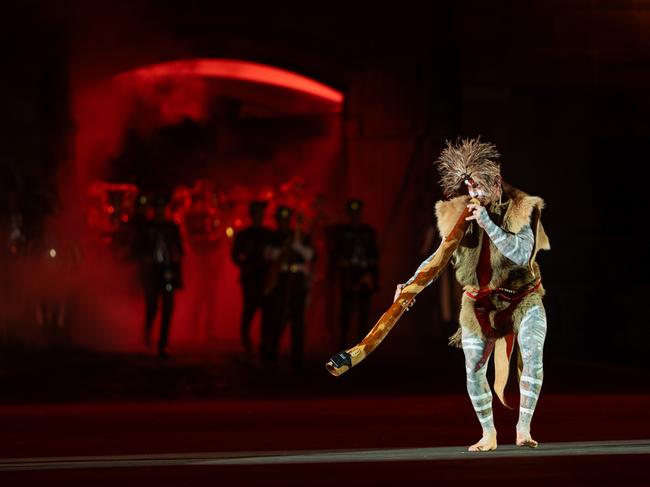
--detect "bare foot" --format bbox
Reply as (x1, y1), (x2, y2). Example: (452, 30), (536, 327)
(516, 431), (538, 448)
(468, 431), (497, 452)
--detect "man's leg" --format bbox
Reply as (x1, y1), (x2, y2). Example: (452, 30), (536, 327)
(158, 289), (174, 357)
(462, 326), (497, 451)
(516, 304), (547, 447)
(289, 285), (307, 371)
(144, 288), (158, 349)
(357, 289), (372, 342)
(339, 291), (352, 349)
(260, 288), (282, 366)
(240, 284), (257, 352)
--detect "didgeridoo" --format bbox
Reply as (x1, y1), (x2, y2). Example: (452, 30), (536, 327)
(326, 198), (479, 377)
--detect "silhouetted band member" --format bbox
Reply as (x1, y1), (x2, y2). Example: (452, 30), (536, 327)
(261, 206), (315, 370)
(232, 201), (273, 352)
(132, 195), (183, 358)
(331, 199), (379, 348)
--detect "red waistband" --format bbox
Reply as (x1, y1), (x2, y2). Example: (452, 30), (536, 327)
(465, 280), (541, 302)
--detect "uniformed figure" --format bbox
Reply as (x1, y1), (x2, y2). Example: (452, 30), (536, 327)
(1, 189), (27, 343)
(132, 195), (184, 358)
(231, 201), (273, 352)
(261, 206), (315, 370)
(330, 199), (379, 348)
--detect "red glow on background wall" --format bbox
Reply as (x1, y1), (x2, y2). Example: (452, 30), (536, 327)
(64, 58), (345, 354)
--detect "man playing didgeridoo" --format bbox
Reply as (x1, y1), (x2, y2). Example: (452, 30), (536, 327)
(395, 138), (550, 451)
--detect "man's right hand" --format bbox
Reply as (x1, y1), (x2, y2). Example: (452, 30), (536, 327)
(393, 283), (404, 302)
(394, 283), (416, 310)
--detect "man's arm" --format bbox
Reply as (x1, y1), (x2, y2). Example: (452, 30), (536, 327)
(401, 247), (439, 289)
(292, 235), (315, 263)
(467, 204), (534, 266)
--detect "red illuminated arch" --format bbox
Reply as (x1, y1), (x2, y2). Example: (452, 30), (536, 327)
(114, 58), (343, 113)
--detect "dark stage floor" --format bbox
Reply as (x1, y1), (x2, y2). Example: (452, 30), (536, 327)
(0, 394), (649, 486)
(0, 340), (648, 485)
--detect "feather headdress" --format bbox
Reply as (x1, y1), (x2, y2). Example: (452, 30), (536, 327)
(435, 138), (501, 198)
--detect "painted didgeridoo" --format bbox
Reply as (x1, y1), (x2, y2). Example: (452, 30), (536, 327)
(326, 198), (478, 377)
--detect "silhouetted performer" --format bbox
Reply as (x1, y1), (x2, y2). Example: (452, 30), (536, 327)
(32, 233), (82, 341)
(1, 189), (27, 343)
(331, 199), (379, 348)
(261, 206), (315, 370)
(132, 195), (183, 358)
(232, 201), (273, 352)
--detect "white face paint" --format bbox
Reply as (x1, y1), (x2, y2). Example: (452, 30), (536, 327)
(469, 186), (485, 199)
(465, 180), (486, 200)
(464, 179), (499, 204)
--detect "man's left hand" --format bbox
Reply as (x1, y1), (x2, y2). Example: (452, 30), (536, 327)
(465, 203), (489, 229)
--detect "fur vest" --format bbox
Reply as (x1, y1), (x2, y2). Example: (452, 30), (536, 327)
(436, 183), (550, 339)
